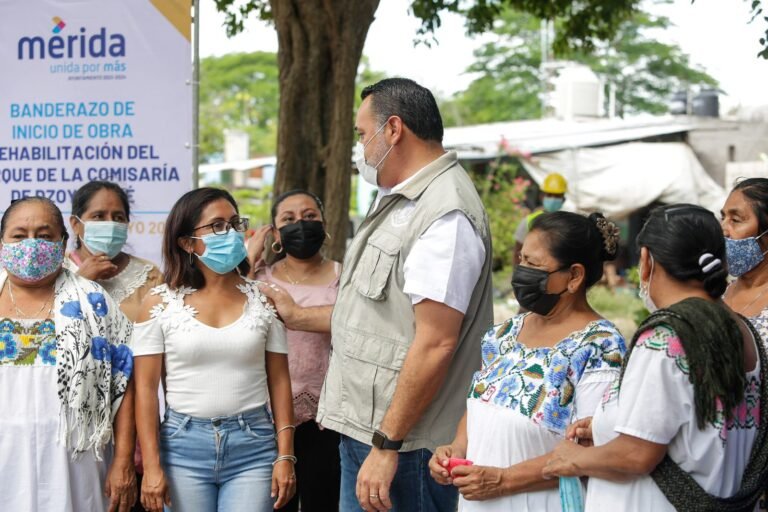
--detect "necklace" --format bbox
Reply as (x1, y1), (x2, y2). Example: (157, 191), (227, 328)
(7, 281), (54, 319)
(728, 282), (768, 315)
(280, 258), (326, 285)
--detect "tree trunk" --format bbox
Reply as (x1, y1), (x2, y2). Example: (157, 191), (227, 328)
(269, 0), (380, 261)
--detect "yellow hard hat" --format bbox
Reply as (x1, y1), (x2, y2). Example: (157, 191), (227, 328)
(541, 173), (567, 195)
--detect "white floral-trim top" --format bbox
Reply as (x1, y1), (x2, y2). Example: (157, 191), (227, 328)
(132, 277), (287, 418)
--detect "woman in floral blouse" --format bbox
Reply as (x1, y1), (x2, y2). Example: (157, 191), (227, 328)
(429, 211), (626, 511)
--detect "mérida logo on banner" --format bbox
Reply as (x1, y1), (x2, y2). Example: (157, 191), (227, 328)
(17, 16), (126, 60)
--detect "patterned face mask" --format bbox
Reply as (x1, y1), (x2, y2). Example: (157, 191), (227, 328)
(1, 238), (64, 282)
(725, 229), (768, 277)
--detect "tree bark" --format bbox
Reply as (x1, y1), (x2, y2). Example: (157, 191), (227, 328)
(269, 0), (380, 260)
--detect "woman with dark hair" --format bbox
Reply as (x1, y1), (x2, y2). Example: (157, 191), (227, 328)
(132, 188), (295, 512)
(0, 197), (136, 511)
(67, 181), (163, 512)
(428, 211), (626, 511)
(246, 189), (341, 512)
(722, 178), (768, 335)
(543, 204), (768, 511)
(65, 181), (162, 320)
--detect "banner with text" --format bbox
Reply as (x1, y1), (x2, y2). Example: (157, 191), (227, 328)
(0, 0), (192, 266)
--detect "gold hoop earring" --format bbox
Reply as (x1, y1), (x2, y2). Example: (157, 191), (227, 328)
(271, 241), (283, 254)
(325, 231), (332, 240)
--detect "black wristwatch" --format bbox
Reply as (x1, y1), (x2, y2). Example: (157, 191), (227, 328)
(372, 429), (403, 451)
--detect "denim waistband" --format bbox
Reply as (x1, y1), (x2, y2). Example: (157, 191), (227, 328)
(164, 404), (272, 429)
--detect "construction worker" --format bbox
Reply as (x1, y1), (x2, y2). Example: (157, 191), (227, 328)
(512, 172), (567, 269)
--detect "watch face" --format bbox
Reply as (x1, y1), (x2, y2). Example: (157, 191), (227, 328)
(372, 430), (385, 448)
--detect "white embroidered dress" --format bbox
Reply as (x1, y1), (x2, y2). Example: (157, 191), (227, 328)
(0, 269), (133, 512)
(132, 278), (288, 418)
(585, 324), (761, 512)
(463, 315), (626, 512)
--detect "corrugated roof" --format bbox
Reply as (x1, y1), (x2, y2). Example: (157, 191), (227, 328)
(443, 116), (697, 159)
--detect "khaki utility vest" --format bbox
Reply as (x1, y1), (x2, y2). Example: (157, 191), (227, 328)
(317, 151), (494, 451)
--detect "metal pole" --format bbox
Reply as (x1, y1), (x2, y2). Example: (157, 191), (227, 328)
(192, 0), (200, 188)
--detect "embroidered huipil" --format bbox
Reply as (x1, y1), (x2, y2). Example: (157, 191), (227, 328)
(462, 314), (626, 512)
(255, 264), (339, 425)
(0, 270), (133, 512)
(585, 324), (761, 512)
(747, 306), (768, 512)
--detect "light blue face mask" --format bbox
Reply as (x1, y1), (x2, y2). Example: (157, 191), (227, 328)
(190, 230), (247, 274)
(543, 196), (565, 213)
(725, 229), (768, 277)
(559, 476), (585, 512)
(79, 218), (129, 259)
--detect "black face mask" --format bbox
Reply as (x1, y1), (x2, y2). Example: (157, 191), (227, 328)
(511, 265), (568, 316)
(278, 220), (326, 259)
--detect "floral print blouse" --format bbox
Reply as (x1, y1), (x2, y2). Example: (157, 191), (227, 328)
(469, 314), (626, 434)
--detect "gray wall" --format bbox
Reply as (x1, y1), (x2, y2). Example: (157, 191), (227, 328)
(686, 118), (768, 186)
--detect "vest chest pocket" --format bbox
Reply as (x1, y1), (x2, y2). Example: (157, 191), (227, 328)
(351, 230), (401, 300)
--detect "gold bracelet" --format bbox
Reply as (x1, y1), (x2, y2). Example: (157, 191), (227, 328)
(276, 424), (296, 436)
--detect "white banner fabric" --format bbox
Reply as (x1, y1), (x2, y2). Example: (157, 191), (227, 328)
(0, 0), (192, 266)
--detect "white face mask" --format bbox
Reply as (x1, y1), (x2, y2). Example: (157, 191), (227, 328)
(638, 254), (658, 313)
(354, 122), (393, 186)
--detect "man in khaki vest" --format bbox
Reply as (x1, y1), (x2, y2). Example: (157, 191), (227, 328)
(261, 78), (493, 512)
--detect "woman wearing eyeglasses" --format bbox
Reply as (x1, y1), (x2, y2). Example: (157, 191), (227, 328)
(133, 188), (296, 512)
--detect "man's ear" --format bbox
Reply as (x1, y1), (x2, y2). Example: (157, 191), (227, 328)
(386, 116), (404, 146)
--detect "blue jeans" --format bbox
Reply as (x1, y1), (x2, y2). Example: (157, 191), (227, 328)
(160, 406), (277, 512)
(339, 435), (458, 512)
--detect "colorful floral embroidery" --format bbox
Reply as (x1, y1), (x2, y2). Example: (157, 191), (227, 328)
(40, 339), (57, 365)
(633, 324), (760, 445)
(0, 318), (56, 366)
(469, 314), (626, 434)
(712, 374), (761, 444)
(600, 376), (621, 408)
(635, 325), (689, 374)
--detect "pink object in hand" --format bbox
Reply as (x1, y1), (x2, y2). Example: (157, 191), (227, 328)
(446, 457), (474, 473)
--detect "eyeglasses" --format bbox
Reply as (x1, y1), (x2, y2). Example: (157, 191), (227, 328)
(192, 217), (249, 235)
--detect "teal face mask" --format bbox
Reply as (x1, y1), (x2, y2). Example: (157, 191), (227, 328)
(543, 197), (565, 212)
(559, 476), (585, 511)
(190, 230), (247, 274)
(79, 218), (129, 259)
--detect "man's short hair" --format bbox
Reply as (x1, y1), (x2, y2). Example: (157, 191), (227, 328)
(361, 78), (444, 143)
